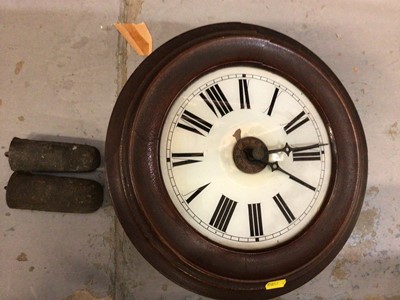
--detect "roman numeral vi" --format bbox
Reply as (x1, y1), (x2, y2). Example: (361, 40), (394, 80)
(248, 203), (263, 238)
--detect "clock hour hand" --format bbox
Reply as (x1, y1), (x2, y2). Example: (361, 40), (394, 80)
(245, 142), (327, 165)
(269, 142), (328, 156)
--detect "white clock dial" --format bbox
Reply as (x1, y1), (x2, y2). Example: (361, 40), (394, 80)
(159, 66), (332, 250)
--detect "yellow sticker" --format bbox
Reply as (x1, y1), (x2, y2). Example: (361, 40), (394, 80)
(265, 279), (287, 290)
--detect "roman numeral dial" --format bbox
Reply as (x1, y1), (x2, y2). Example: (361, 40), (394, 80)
(160, 66), (332, 250)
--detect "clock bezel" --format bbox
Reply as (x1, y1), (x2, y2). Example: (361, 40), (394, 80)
(105, 23), (367, 299)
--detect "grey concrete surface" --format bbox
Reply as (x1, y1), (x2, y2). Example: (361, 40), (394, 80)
(1, 1), (399, 299)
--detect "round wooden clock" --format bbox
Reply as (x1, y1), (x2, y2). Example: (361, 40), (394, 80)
(105, 23), (367, 299)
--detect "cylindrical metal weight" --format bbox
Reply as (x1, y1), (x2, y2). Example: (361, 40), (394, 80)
(6, 172), (103, 213)
(6, 137), (100, 172)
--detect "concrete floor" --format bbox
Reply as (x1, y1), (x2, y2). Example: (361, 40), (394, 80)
(0, 1), (399, 299)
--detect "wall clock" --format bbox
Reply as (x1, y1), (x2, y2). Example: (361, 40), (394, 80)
(105, 23), (367, 299)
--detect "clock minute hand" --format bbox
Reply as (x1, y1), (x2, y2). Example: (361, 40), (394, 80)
(245, 149), (317, 191)
(270, 162), (316, 191)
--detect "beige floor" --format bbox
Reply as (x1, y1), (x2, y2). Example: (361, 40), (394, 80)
(1, 1), (399, 299)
